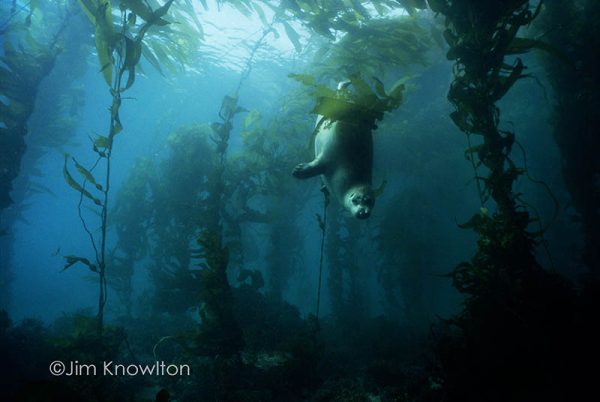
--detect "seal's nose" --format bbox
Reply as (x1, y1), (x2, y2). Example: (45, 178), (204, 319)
(356, 208), (371, 219)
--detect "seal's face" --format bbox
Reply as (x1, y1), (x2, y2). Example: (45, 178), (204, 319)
(345, 186), (375, 219)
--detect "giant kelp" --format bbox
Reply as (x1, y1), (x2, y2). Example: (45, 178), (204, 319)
(109, 157), (155, 316)
(429, 0), (544, 316)
(0, 3), (60, 212)
(62, 0), (181, 333)
(0, 40), (57, 306)
(109, 94), (319, 402)
(147, 125), (218, 315)
(0, 1), (70, 311)
(312, 16), (433, 80)
(429, 1), (595, 400)
(289, 73), (405, 129)
(277, 0), (422, 39)
(192, 230), (243, 358)
(233, 102), (313, 299)
(0, 1), (92, 207)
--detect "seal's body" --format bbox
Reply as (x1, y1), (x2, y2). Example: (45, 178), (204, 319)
(293, 116), (375, 219)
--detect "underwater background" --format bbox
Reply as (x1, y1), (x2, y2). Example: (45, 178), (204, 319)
(1, 1), (598, 401)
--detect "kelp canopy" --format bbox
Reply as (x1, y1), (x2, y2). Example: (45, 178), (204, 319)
(0, 1), (598, 401)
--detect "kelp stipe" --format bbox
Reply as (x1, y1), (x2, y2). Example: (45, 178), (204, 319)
(61, 0), (178, 333)
(192, 230), (243, 357)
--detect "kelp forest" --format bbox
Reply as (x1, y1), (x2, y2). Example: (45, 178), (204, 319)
(0, 1), (598, 401)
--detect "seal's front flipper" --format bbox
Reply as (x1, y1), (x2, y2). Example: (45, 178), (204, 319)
(292, 159), (326, 179)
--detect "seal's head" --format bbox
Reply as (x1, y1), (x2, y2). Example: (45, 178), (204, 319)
(344, 185), (375, 219)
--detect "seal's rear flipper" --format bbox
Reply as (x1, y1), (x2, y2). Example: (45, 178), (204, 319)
(292, 159), (326, 179)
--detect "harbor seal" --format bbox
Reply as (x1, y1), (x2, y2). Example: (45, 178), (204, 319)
(292, 110), (375, 219)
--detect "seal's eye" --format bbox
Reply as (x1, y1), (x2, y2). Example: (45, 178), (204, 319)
(352, 197), (359, 205)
